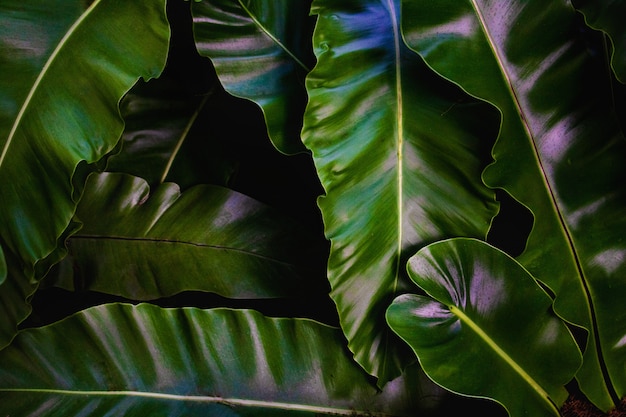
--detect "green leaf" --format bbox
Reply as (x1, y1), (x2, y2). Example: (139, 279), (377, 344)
(0, 304), (436, 416)
(301, 0), (499, 385)
(401, 0), (626, 409)
(49, 172), (324, 300)
(191, 0), (315, 154)
(0, 0), (170, 348)
(572, 0), (626, 83)
(387, 238), (582, 417)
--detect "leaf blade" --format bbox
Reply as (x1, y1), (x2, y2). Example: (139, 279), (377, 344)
(0, 304), (434, 416)
(191, 0), (315, 154)
(0, 0), (170, 348)
(387, 238), (582, 417)
(302, 0), (499, 384)
(401, 0), (626, 408)
(49, 172), (324, 300)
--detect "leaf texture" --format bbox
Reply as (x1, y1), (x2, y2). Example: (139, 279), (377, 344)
(401, 0), (626, 409)
(191, 0), (315, 154)
(49, 172), (324, 300)
(0, 304), (435, 416)
(302, 0), (499, 385)
(0, 0), (170, 348)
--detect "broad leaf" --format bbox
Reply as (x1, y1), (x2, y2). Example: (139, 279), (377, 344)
(301, 0), (499, 385)
(0, 0), (170, 348)
(572, 0), (626, 83)
(0, 304), (436, 416)
(401, 0), (626, 409)
(387, 238), (582, 417)
(191, 0), (315, 154)
(49, 172), (324, 300)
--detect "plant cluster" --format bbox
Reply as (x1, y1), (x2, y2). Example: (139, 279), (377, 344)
(0, 1), (625, 416)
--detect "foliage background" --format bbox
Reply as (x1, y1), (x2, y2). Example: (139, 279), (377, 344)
(1, 0), (625, 416)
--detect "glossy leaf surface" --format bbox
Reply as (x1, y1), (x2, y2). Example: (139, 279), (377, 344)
(0, 304), (433, 416)
(401, 0), (626, 409)
(572, 0), (626, 83)
(191, 0), (315, 154)
(387, 238), (582, 417)
(51, 172), (323, 300)
(0, 0), (169, 348)
(301, 0), (499, 384)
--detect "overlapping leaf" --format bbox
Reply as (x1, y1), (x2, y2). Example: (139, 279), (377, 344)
(48, 172), (324, 301)
(401, 0), (626, 410)
(301, 0), (500, 385)
(572, 0), (626, 83)
(387, 239), (582, 417)
(0, 0), (170, 349)
(191, 0), (315, 154)
(0, 303), (436, 416)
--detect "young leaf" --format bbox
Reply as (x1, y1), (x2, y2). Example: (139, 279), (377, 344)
(0, 0), (170, 349)
(50, 172), (325, 300)
(571, 0), (626, 83)
(0, 304), (435, 416)
(387, 238), (582, 417)
(191, 0), (316, 154)
(301, 0), (499, 385)
(401, 0), (626, 409)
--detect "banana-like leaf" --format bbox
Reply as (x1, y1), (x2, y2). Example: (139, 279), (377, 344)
(48, 172), (324, 300)
(387, 238), (582, 417)
(572, 0), (626, 83)
(0, 303), (437, 416)
(0, 0), (170, 349)
(401, 0), (626, 409)
(191, 0), (315, 155)
(301, 0), (499, 385)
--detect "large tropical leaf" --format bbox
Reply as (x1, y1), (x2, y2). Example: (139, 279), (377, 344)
(401, 0), (626, 409)
(301, 0), (500, 385)
(0, 0), (170, 349)
(0, 303), (437, 416)
(48, 172), (324, 301)
(191, 0), (315, 154)
(387, 238), (582, 417)
(571, 0), (626, 83)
